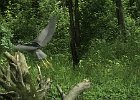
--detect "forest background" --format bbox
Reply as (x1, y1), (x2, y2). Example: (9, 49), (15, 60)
(0, 0), (140, 99)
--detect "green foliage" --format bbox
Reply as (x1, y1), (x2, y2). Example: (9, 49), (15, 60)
(80, 0), (118, 40)
(0, 16), (13, 49)
(0, 0), (140, 99)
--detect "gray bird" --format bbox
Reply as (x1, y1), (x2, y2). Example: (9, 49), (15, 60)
(14, 16), (57, 59)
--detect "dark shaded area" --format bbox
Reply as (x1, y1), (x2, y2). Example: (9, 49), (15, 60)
(128, 0), (140, 19)
(79, 0), (118, 58)
(0, 0), (8, 15)
(74, 0), (80, 47)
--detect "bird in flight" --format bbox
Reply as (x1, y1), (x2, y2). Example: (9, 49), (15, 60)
(14, 15), (57, 60)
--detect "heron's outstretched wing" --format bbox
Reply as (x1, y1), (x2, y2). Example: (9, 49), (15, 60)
(14, 45), (38, 51)
(34, 15), (57, 47)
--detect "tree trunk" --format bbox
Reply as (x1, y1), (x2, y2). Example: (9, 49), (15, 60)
(67, 0), (79, 67)
(115, 0), (126, 36)
(74, 0), (80, 47)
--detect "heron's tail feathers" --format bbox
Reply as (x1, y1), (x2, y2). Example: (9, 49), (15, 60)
(35, 49), (47, 59)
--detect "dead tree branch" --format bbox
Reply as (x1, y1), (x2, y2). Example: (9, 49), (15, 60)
(0, 52), (52, 100)
(64, 79), (91, 100)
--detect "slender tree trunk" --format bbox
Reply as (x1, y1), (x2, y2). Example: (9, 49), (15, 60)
(0, 0), (7, 15)
(67, 0), (79, 67)
(115, 0), (126, 36)
(74, 0), (80, 47)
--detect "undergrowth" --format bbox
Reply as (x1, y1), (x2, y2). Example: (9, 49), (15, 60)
(8, 37), (139, 100)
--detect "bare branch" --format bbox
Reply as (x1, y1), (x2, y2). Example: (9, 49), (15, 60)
(15, 52), (25, 87)
(0, 78), (11, 90)
(64, 79), (91, 100)
(4, 52), (17, 64)
(37, 78), (52, 99)
(0, 91), (16, 99)
(56, 84), (65, 100)
(16, 52), (29, 74)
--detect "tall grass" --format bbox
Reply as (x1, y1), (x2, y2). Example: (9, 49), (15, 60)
(0, 37), (140, 100)
(15, 37), (139, 99)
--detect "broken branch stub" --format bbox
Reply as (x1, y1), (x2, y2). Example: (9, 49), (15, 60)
(64, 79), (91, 100)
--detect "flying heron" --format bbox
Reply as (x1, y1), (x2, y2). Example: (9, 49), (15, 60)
(14, 15), (57, 60)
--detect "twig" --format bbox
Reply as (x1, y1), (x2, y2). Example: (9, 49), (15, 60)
(0, 91), (16, 99)
(4, 52), (17, 64)
(37, 64), (43, 88)
(6, 65), (11, 85)
(56, 84), (65, 100)
(0, 78), (11, 90)
(15, 52), (25, 87)
(37, 78), (52, 99)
